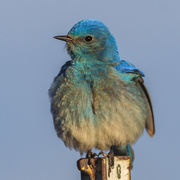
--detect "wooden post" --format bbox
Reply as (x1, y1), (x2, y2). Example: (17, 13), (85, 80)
(77, 156), (131, 180)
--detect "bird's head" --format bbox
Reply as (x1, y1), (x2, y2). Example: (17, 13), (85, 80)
(54, 19), (120, 61)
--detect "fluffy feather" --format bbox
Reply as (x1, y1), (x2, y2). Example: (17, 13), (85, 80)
(49, 19), (155, 154)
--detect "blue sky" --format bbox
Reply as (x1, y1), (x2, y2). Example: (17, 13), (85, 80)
(0, 0), (180, 179)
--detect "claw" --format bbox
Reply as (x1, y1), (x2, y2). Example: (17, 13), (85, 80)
(86, 150), (97, 159)
(98, 151), (108, 157)
(86, 150), (92, 159)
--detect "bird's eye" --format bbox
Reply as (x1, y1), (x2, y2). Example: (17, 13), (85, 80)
(85, 36), (93, 42)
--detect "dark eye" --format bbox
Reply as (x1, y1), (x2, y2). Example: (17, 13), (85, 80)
(85, 36), (93, 42)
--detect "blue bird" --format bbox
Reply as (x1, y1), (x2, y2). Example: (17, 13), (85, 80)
(49, 19), (155, 166)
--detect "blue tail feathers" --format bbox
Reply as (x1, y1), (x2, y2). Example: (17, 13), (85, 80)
(111, 144), (134, 168)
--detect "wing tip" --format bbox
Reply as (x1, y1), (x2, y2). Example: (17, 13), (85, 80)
(146, 128), (155, 137)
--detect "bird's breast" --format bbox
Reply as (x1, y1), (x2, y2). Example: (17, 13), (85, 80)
(50, 66), (148, 152)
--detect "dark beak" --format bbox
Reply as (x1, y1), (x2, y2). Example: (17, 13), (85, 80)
(53, 35), (72, 42)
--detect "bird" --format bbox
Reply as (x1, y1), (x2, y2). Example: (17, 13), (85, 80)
(49, 19), (155, 166)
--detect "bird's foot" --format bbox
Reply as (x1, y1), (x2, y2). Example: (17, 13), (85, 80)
(86, 150), (97, 159)
(97, 151), (108, 157)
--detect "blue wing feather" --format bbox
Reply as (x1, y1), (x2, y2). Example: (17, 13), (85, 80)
(115, 60), (145, 77)
(54, 60), (72, 80)
(49, 61), (72, 98)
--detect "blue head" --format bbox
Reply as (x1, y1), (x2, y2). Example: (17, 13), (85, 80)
(54, 19), (120, 62)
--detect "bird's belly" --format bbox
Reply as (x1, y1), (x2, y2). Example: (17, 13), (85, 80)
(91, 78), (147, 150)
(51, 79), (96, 153)
(52, 78), (147, 152)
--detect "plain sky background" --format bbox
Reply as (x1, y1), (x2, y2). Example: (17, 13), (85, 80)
(0, 0), (180, 179)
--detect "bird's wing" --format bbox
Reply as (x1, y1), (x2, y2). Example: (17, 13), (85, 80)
(115, 60), (155, 136)
(115, 60), (145, 77)
(49, 60), (72, 98)
(136, 76), (155, 137)
(54, 60), (72, 81)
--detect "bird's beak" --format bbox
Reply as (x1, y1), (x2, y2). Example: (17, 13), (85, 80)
(53, 35), (72, 42)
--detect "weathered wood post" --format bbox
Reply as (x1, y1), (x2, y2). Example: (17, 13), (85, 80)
(77, 156), (131, 180)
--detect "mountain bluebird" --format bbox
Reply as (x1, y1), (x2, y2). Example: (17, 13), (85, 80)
(49, 19), (155, 163)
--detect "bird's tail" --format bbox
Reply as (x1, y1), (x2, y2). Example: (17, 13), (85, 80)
(110, 144), (134, 168)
